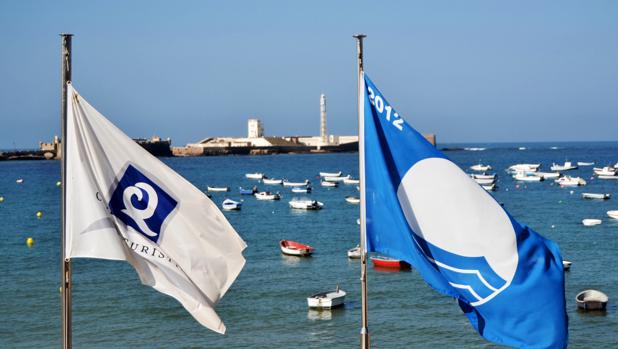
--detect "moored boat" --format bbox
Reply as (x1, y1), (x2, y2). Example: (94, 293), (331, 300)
(535, 172), (560, 180)
(598, 175), (618, 180)
(254, 191), (281, 200)
(347, 245), (361, 259)
(245, 173), (264, 180)
(280, 239), (314, 256)
(593, 167), (617, 176)
(555, 176), (586, 187)
(514, 173), (543, 182)
(550, 161), (577, 171)
(16, 178), (24, 184)
(345, 196), (360, 204)
(221, 198), (241, 211)
(507, 164), (540, 173)
(474, 177), (496, 185)
(562, 260), (572, 271)
(471, 173), (496, 180)
(282, 179), (310, 187)
(576, 290), (608, 311)
(607, 210), (618, 220)
(577, 162), (595, 166)
(289, 199), (324, 210)
(319, 171), (342, 177)
(292, 187), (311, 193)
(324, 175), (350, 182)
(239, 186), (257, 195)
(470, 163), (491, 172)
(321, 180), (337, 187)
(370, 256), (410, 269)
(582, 193), (610, 200)
(207, 186), (229, 192)
(482, 184), (496, 191)
(582, 219), (602, 226)
(343, 177), (360, 185)
(307, 286), (346, 309)
(262, 177), (283, 185)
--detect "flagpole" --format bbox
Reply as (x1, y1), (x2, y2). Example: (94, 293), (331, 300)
(354, 33), (369, 349)
(60, 32), (73, 349)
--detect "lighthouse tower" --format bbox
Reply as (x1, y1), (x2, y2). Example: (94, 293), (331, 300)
(320, 93), (327, 144)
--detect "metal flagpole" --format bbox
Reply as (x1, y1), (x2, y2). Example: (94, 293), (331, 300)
(354, 33), (369, 349)
(60, 32), (73, 349)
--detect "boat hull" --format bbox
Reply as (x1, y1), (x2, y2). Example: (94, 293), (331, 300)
(307, 290), (346, 309)
(280, 240), (314, 256)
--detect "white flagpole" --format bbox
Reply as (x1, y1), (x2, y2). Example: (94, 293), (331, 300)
(60, 32), (73, 349)
(354, 33), (369, 349)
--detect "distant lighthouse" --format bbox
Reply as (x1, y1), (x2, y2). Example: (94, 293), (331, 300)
(320, 93), (327, 144)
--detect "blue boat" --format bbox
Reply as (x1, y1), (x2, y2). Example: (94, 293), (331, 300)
(239, 186), (257, 195)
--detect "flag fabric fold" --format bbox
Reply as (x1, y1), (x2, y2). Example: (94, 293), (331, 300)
(65, 83), (246, 334)
(362, 73), (567, 348)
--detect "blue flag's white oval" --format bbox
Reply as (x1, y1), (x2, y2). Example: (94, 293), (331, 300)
(362, 73), (567, 349)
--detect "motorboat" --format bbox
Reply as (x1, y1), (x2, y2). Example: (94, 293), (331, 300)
(283, 180), (310, 187)
(254, 191), (281, 200)
(245, 173), (264, 180)
(471, 173), (496, 180)
(16, 178), (24, 184)
(555, 176), (586, 187)
(470, 164), (491, 172)
(593, 167), (617, 176)
(562, 260), (572, 271)
(582, 219), (602, 226)
(534, 172), (560, 180)
(343, 177), (360, 185)
(576, 290), (608, 311)
(474, 177), (496, 185)
(577, 162), (595, 166)
(289, 199), (324, 210)
(280, 240), (314, 256)
(482, 184), (496, 191)
(607, 210), (618, 220)
(221, 199), (241, 211)
(598, 175), (618, 180)
(239, 186), (257, 195)
(345, 196), (360, 204)
(319, 171), (342, 177)
(324, 175), (350, 182)
(292, 187), (311, 193)
(262, 178), (283, 185)
(207, 186), (229, 192)
(307, 286), (346, 309)
(514, 173), (543, 182)
(347, 245), (361, 259)
(581, 193), (610, 200)
(507, 164), (540, 173)
(370, 256), (410, 269)
(550, 161), (577, 171)
(321, 180), (337, 187)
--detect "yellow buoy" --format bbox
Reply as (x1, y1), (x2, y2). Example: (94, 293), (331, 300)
(36, 211), (43, 219)
(26, 237), (34, 247)
(56, 181), (61, 187)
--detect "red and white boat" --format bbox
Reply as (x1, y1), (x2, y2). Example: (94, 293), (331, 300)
(370, 256), (410, 269)
(280, 240), (314, 256)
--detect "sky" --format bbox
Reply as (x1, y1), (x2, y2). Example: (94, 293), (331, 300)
(1, 0), (617, 149)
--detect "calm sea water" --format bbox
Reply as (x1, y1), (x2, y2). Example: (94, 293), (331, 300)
(1, 142), (617, 348)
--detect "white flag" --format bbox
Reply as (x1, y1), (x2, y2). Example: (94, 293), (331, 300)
(65, 83), (246, 334)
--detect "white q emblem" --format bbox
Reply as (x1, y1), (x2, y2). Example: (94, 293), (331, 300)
(121, 182), (159, 237)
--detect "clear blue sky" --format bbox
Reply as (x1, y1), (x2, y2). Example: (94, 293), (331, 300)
(1, 0), (617, 149)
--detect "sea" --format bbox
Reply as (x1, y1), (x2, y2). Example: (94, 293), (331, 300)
(1, 141), (617, 348)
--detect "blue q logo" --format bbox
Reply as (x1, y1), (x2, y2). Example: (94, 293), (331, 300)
(109, 165), (177, 244)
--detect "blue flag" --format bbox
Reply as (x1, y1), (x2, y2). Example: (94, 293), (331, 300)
(362, 73), (567, 348)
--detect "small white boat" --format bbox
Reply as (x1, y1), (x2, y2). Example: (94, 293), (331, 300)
(550, 161), (577, 171)
(474, 177), (496, 185)
(577, 162), (595, 166)
(283, 180), (310, 187)
(262, 178), (283, 185)
(319, 171), (342, 177)
(562, 260), (572, 271)
(576, 290), (608, 311)
(245, 173), (264, 180)
(593, 167), (617, 176)
(607, 210), (618, 220)
(207, 186), (229, 192)
(464, 147), (486, 151)
(535, 172), (560, 179)
(289, 199), (324, 210)
(347, 245), (361, 259)
(16, 178), (24, 184)
(343, 177), (360, 185)
(555, 176), (586, 187)
(307, 286), (346, 309)
(321, 180), (338, 187)
(582, 193), (610, 200)
(324, 175), (350, 182)
(482, 184), (496, 191)
(221, 199), (241, 211)
(582, 219), (602, 226)
(514, 173), (543, 182)
(292, 187), (311, 193)
(471, 173), (496, 180)
(345, 196), (360, 204)
(598, 175), (618, 180)
(508, 164), (540, 173)
(254, 191), (281, 200)
(470, 164), (491, 172)
(518, 147), (527, 150)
